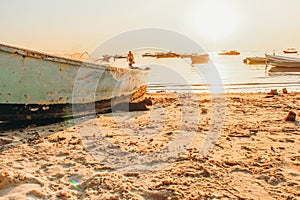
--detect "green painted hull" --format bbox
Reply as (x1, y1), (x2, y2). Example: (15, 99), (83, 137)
(0, 43), (148, 121)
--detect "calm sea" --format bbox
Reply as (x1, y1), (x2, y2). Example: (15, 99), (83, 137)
(112, 51), (300, 93)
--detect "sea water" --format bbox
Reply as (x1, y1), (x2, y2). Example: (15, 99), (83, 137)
(111, 51), (300, 93)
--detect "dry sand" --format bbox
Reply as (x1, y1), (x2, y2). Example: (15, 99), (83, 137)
(0, 91), (299, 199)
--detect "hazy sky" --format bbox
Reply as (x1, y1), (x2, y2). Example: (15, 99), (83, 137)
(1, 0), (300, 53)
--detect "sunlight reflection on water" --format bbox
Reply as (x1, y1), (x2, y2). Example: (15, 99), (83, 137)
(111, 51), (300, 93)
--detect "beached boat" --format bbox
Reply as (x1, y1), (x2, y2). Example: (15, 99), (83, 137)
(218, 50), (240, 56)
(283, 48), (297, 54)
(0, 43), (149, 122)
(243, 56), (266, 65)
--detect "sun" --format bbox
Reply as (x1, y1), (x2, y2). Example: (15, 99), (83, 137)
(189, 0), (238, 40)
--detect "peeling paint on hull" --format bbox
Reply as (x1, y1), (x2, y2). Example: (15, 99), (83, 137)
(0, 43), (149, 121)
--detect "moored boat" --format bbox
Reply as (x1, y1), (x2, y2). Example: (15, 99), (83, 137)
(243, 56), (266, 65)
(155, 52), (179, 58)
(283, 48), (298, 54)
(0, 43), (149, 122)
(268, 67), (300, 72)
(266, 54), (300, 68)
(141, 52), (209, 64)
(218, 50), (240, 56)
(179, 53), (209, 64)
(266, 54), (300, 72)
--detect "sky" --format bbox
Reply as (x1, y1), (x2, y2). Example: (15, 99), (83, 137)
(1, 0), (300, 54)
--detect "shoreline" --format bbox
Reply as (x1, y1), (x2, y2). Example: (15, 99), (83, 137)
(147, 87), (300, 94)
(0, 91), (299, 199)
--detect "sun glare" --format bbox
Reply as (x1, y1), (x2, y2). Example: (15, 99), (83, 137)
(190, 0), (238, 40)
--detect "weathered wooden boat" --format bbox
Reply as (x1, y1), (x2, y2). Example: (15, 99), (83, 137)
(243, 56), (266, 65)
(0, 43), (149, 122)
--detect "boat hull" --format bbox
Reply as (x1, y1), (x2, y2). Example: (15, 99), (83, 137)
(268, 67), (300, 72)
(218, 50), (240, 56)
(283, 48), (298, 54)
(283, 51), (297, 54)
(0, 43), (149, 121)
(0, 85), (147, 122)
(243, 57), (266, 65)
(266, 54), (300, 68)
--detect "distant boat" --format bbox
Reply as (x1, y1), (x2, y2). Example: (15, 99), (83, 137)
(155, 52), (179, 58)
(0, 43), (149, 122)
(266, 55), (300, 71)
(243, 56), (266, 65)
(283, 48), (298, 54)
(142, 51), (179, 58)
(142, 53), (155, 58)
(142, 52), (209, 64)
(218, 50), (240, 56)
(177, 53), (208, 64)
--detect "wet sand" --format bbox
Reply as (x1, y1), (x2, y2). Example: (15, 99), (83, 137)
(0, 91), (299, 199)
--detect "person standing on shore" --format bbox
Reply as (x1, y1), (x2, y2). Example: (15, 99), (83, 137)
(127, 51), (135, 68)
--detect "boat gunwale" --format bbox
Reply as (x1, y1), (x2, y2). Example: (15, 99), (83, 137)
(266, 54), (300, 62)
(0, 42), (132, 72)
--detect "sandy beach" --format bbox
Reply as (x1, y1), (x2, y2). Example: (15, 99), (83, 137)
(0, 91), (299, 199)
